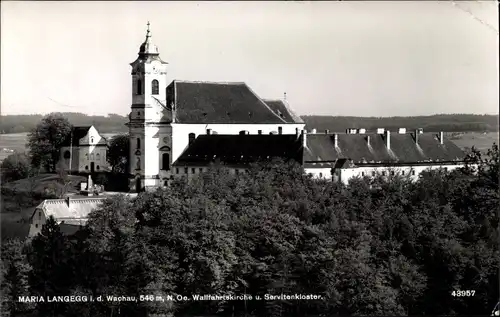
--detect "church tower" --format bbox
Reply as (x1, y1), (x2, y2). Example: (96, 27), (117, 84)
(127, 22), (169, 191)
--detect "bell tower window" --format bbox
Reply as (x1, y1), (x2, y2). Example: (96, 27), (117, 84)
(136, 138), (141, 149)
(137, 79), (142, 95)
(152, 80), (159, 95)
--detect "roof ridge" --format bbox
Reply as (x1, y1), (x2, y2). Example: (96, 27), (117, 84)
(243, 83), (288, 124)
(173, 79), (247, 86)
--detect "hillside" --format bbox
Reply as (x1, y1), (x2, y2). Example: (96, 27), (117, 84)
(0, 113), (498, 134)
(302, 114), (499, 132)
(0, 112), (128, 134)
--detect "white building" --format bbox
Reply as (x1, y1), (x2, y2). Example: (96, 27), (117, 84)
(127, 23), (305, 191)
(28, 197), (105, 237)
(59, 125), (110, 174)
(173, 129), (467, 184)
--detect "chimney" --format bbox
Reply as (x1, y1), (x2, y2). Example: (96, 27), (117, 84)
(325, 129), (330, 134)
(377, 128), (385, 134)
(301, 130), (307, 147)
(398, 128), (406, 134)
(258, 130), (262, 135)
(358, 128), (366, 134)
(278, 127), (283, 135)
(206, 129), (211, 135)
(385, 130), (391, 150)
(333, 133), (338, 148)
(439, 131), (444, 144)
(414, 129), (419, 145)
(311, 128), (317, 134)
(295, 128), (299, 136)
(366, 135), (371, 147)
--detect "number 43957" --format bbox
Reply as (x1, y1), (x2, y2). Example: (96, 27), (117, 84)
(452, 290), (476, 297)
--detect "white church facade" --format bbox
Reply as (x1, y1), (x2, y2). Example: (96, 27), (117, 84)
(127, 24), (466, 191)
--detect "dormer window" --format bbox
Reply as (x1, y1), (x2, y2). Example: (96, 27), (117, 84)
(152, 80), (159, 95)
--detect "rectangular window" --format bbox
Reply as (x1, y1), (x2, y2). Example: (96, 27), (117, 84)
(39, 211), (41, 220)
(184, 167), (188, 174)
(319, 172), (323, 178)
(372, 171), (376, 176)
(412, 170), (416, 176)
(402, 170), (405, 175)
(176, 168), (179, 174)
(391, 171), (395, 176)
(235, 169), (239, 175)
(361, 172), (365, 176)
(199, 168), (203, 173)
(382, 171), (386, 176)
(191, 168), (196, 174)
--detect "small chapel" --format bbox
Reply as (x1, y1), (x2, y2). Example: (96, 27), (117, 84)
(127, 23), (305, 191)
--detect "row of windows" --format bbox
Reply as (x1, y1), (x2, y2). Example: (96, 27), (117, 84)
(173, 167), (248, 175)
(136, 79), (159, 95)
(316, 169), (430, 179)
(63, 151), (104, 161)
(85, 153), (102, 161)
(85, 165), (100, 171)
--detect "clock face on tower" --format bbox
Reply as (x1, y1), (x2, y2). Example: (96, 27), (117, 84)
(152, 61), (160, 74)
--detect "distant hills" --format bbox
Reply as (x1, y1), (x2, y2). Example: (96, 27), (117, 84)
(302, 114), (499, 133)
(0, 112), (498, 134)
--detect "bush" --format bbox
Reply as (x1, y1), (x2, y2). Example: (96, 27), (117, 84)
(1, 153), (33, 183)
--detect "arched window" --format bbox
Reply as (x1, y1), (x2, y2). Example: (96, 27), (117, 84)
(152, 80), (159, 95)
(85, 153), (89, 160)
(96, 153), (100, 161)
(85, 165), (89, 170)
(63, 151), (71, 159)
(91, 137), (94, 143)
(137, 79), (142, 95)
(162, 153), (170, 171)
(96, 165), (100, 170)
(136, 138), (141, 149)
(90, 153), (94, 160)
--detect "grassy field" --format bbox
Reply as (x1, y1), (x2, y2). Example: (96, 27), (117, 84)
(0, 132), (497, 163)
(0, 133), (118, 162)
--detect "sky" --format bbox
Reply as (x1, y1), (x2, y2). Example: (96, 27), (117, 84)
(1, 1), (498, 117)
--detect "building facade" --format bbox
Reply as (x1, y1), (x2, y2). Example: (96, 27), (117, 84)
(173, 129), (467, 184)
(59, 126), (110, 174)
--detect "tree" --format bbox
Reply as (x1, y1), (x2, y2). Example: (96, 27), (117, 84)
(0, 152), (33, 183)
(28, 216), (74, 316)
(26, 113), (72, 172)
(1, 238), (34, 316)
(107, 133), (129, 174)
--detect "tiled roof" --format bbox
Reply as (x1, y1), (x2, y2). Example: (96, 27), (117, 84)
(168, 81), (292, 124)
(61, 126), (107, 146)
(304, 133), (466, 164)
(61, 126), (91, 146)
(32, 197), (106, 225)
(263, 99), (304, 124)
(173, 134), (303, 167)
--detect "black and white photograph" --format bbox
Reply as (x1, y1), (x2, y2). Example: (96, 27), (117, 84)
(0, 1), (499, 316)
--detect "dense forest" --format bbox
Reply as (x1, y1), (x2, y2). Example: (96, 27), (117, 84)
(0, 113), (129, 134)
(0, 113), (498, 134)
(1, 145), (498, 317)
(302, 114), (499, 132)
